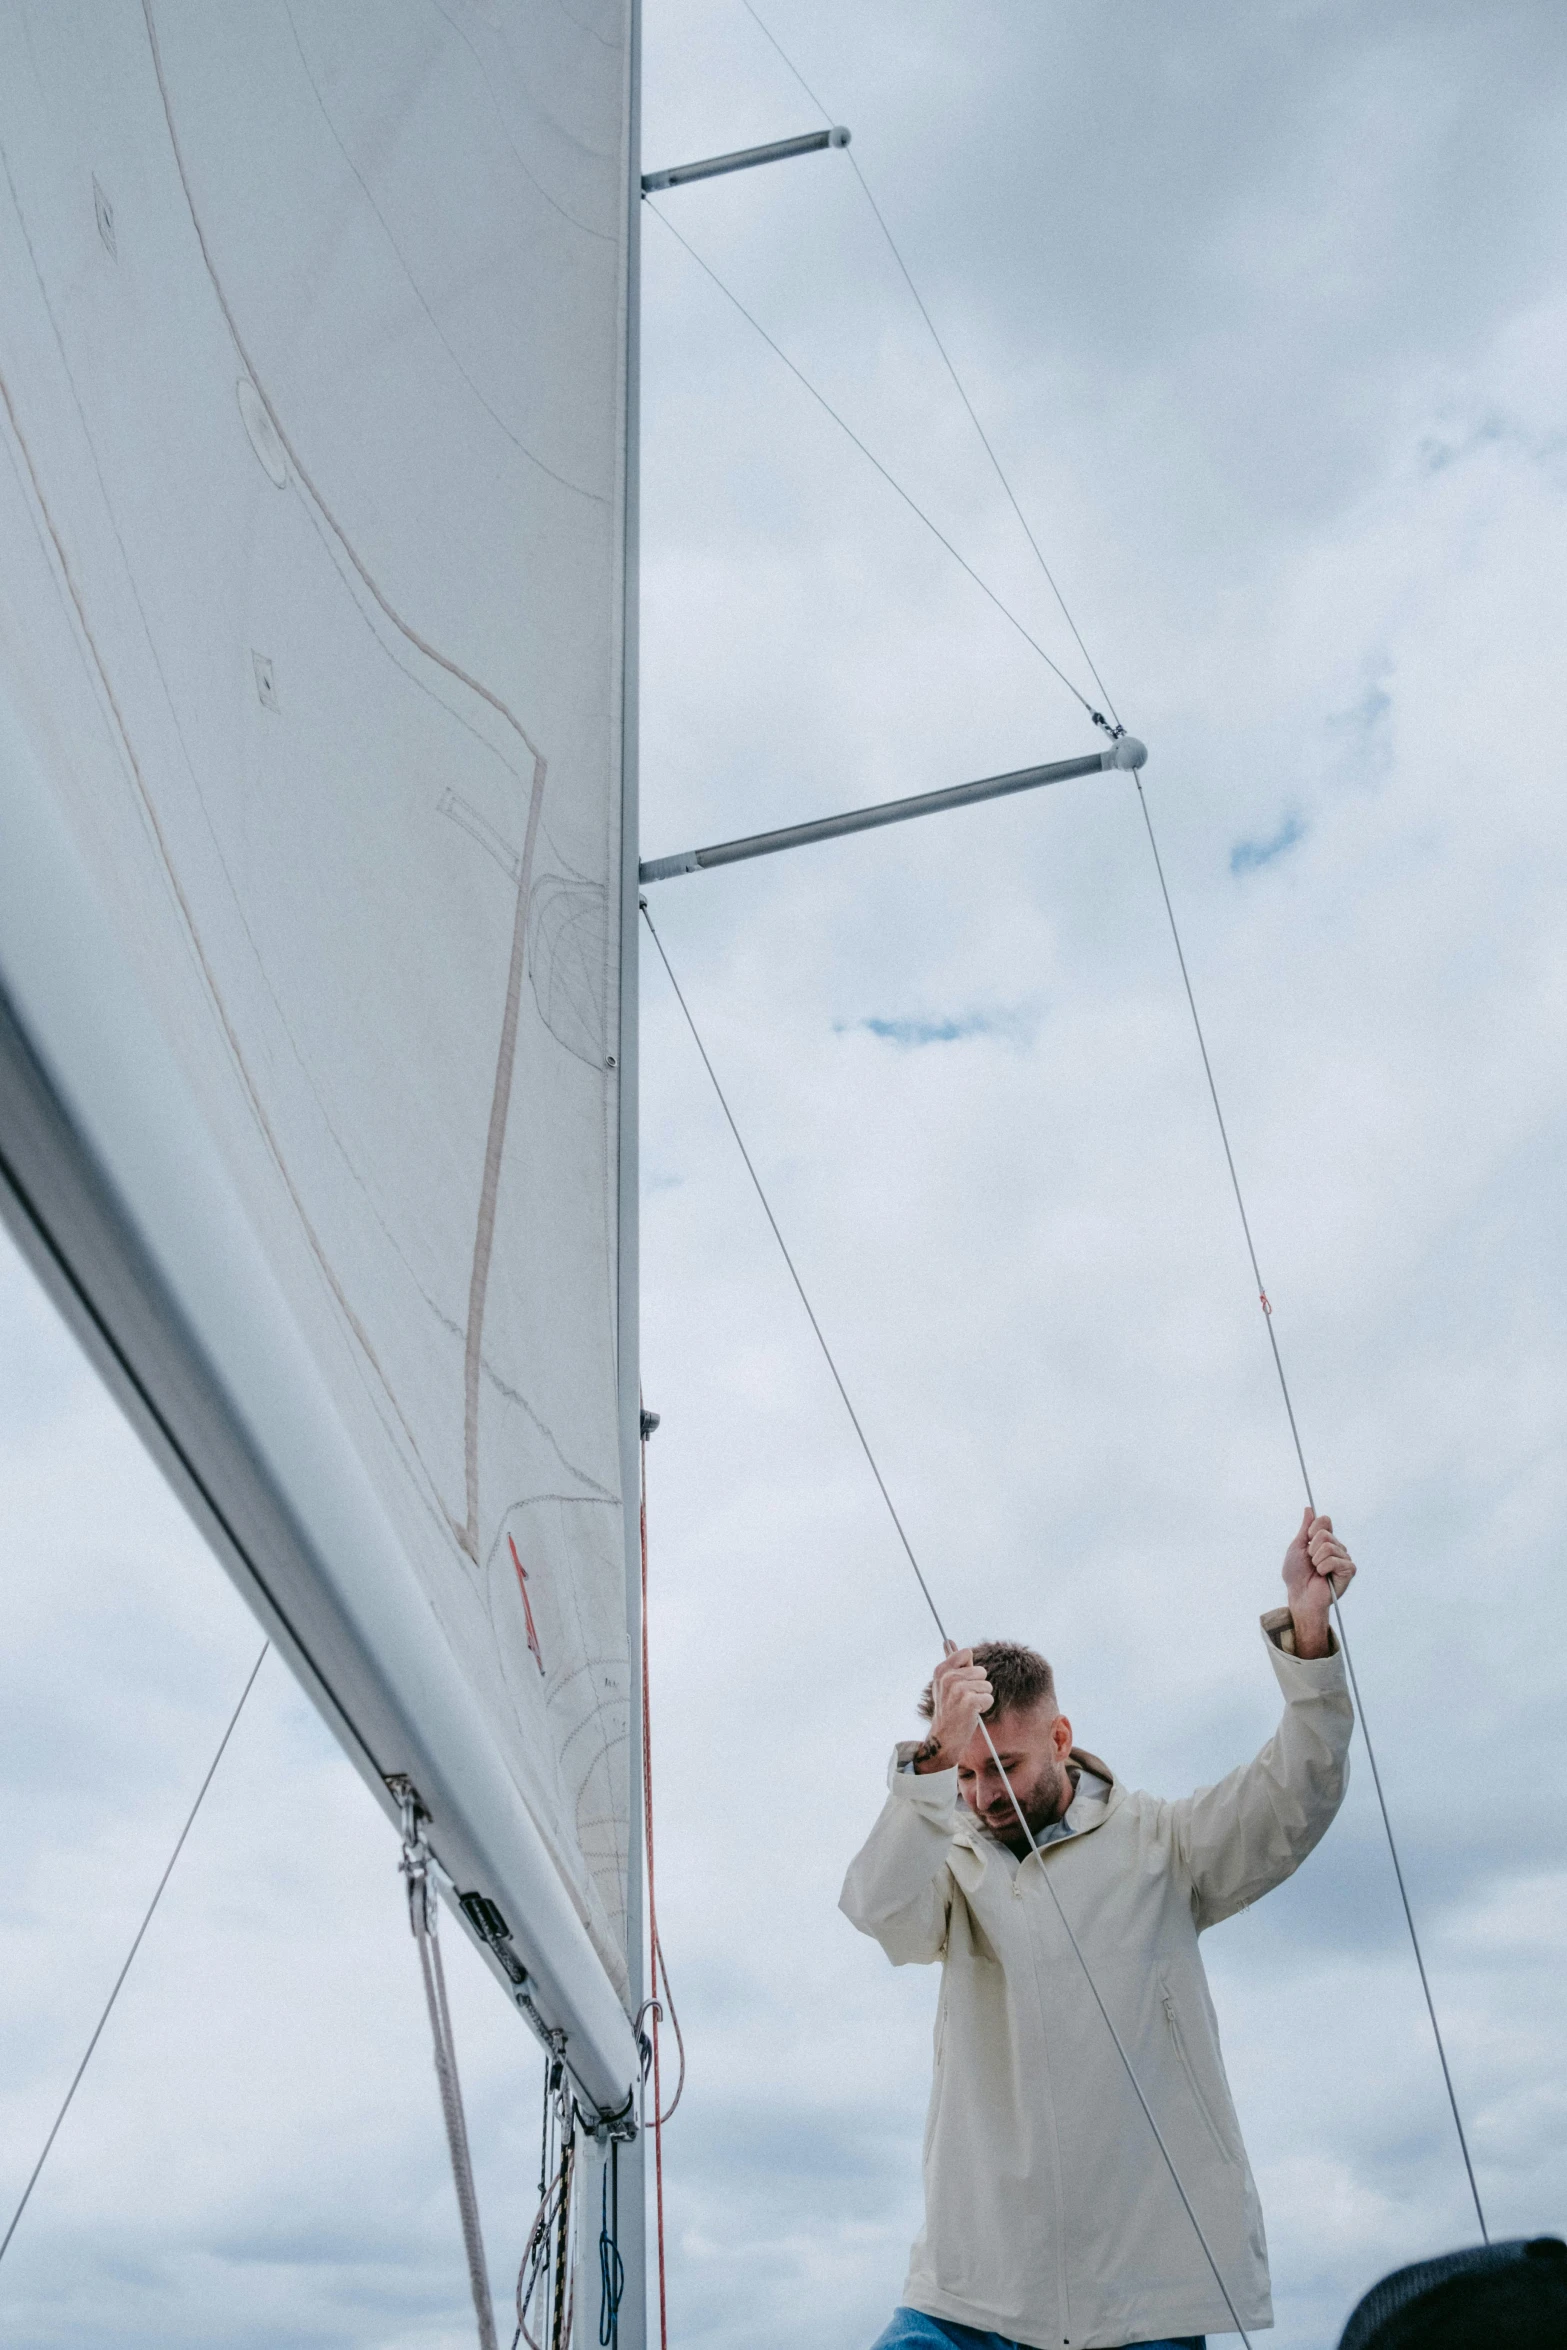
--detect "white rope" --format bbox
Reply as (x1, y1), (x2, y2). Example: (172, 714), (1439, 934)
(399, 1795), (499, 2350)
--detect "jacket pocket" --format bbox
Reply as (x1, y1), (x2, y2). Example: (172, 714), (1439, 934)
(1161, 1979), (1230, 2159)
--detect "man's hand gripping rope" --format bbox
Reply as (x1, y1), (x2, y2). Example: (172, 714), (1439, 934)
(1283, 1509), (1356, 1660)
(910, 1649), (994, 1775)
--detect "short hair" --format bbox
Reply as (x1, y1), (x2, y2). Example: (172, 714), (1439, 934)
(918, 1641), (1056, 1723)
(1337, 2237), (1567, 2350)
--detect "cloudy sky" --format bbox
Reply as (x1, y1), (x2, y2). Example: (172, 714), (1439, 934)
(4, 1), (1567, 2346)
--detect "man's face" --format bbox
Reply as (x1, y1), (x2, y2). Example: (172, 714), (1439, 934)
(955, 1701), (1075, 1852)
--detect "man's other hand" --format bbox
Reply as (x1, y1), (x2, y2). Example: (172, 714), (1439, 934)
(912, 1646), (993, 1772)
(1283, 1508), (1356, 1659)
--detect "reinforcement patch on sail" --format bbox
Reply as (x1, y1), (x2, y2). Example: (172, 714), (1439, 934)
(0, 0), (635, 2004)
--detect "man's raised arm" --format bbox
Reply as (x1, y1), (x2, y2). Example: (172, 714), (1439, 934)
(1173, 1510), (1357, 1929)
(839, 1648), (991, 1966)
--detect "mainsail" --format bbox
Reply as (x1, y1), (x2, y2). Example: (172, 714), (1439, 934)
(0, 0), (639, 2112)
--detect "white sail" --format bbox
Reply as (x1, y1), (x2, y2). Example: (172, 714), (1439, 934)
(0, 0), (638, 2109)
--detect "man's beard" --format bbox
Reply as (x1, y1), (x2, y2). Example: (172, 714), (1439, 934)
(975, 1759), (1072, 1852)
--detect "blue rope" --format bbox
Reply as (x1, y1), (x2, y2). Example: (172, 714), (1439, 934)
(598, 2146), (624, 2347)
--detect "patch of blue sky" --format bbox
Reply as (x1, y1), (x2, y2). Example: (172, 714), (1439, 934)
(1336, 684), (1391, 734)
(838, 1008), (1032, 1048)
(1230, 815), (1305, 876)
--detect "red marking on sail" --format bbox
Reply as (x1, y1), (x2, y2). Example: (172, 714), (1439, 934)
(507, 1534), (545, 1674)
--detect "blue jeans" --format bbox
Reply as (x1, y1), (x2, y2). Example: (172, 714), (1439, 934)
(871, 2312), (1204, 2350)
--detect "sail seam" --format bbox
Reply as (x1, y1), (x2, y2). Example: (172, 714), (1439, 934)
(464, 754), (550, 1559)
(142, 0), (567, 1575)
(279, 0), (611, 502)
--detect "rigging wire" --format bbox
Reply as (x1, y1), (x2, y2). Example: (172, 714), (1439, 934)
(638, 1425), (679, 2350)
(517, 2061), (560, 2349)
(641, 900), (1255, 2342)
(687, 10), (1484, 2215)
(515, 2059), (576, 2350)
(643, 199), (1103, 725)
(735, 0), (1122, 728)
(641, 907), (945, 1637)
(0, 1640), (270, 2272)
(645, 771), (1487, 2243)
(640, 1433), (686, 2131)
(1130, 773), (1490, 2242)
(677, 0), (1488, 2248)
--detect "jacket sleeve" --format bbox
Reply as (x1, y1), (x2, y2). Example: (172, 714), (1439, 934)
(1171, 1614), (1354, 1930)
(839, 1746), (958, 1965)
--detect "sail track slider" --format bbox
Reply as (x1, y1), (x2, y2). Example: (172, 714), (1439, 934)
(642, 126), (850, 195)
(640, 737), (1148, 883)
(458, 1889), (530, 1989)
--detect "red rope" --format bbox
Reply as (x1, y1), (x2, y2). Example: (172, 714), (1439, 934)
(640, 1434), (670, 2350)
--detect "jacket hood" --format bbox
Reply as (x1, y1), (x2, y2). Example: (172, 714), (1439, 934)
(948, 1746), (1122, 1857)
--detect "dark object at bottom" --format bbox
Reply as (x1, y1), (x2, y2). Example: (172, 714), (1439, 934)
(1338, 2235), (1567, 2350)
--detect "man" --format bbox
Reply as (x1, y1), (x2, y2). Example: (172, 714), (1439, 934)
(841, 1508), (1357, 2350)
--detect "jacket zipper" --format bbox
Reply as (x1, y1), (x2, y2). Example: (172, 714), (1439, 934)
(1025, 1875), (1073, 2348)
(1163, 1990), (1227, 2156)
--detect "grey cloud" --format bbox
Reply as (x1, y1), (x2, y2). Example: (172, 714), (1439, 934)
(7, 4), (1567, 2347)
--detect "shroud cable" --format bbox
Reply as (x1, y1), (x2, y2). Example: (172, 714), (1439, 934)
(642, 900), (1256, 2340)
(1130, 770), (1489, 2241)
(0, 1641), (269, 2270)
(735, 0), (1121, 727)
(671, 0), (1488, 2244)
(643, 200), (1101, 725)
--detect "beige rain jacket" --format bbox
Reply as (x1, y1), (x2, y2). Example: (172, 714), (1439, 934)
(840, 1614), (1353, 2349)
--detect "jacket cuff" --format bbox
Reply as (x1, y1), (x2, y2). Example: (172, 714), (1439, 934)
(889, 1741), (961, 1812)
(1260, 1607), (1345, 1680)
